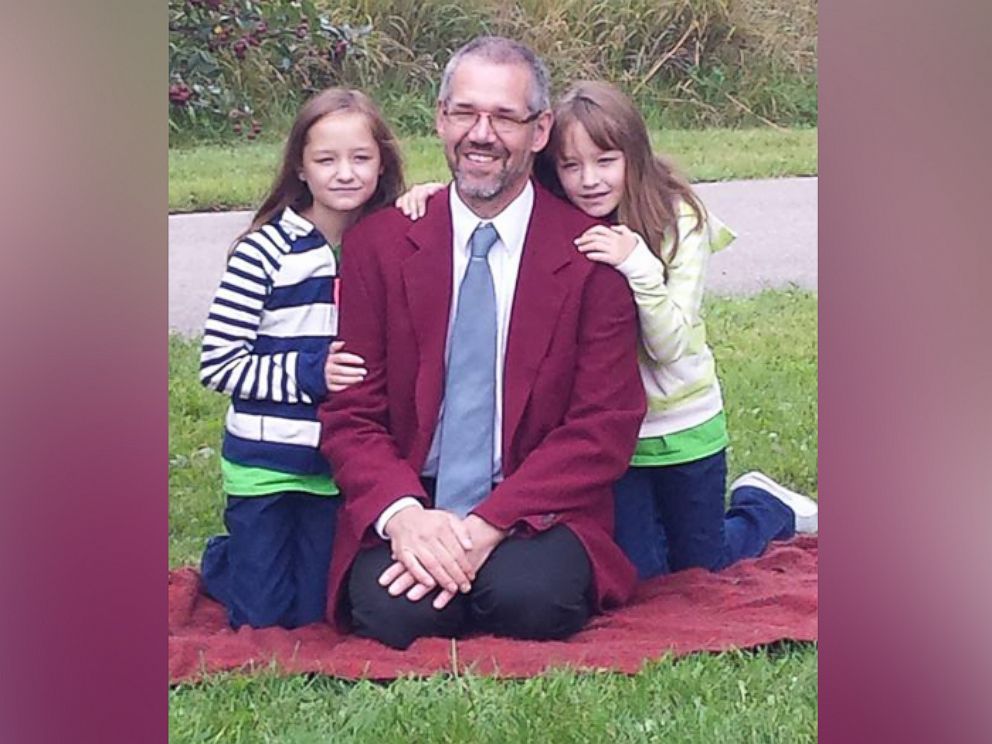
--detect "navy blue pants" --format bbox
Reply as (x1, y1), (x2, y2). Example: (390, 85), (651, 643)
(613, 449), (795, 580)
(200, 492), (339, 629)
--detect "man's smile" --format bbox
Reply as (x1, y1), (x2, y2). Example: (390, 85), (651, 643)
(457, 141), (507, 169)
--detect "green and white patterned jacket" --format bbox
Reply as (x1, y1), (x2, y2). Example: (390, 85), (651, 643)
(614, 200), (737, 438)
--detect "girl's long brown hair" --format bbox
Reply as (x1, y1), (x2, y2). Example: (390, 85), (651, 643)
(233, 87), (404, 249)
(536, 80), (704, 265)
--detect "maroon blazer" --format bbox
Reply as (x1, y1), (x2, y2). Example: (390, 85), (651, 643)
(319, 181), (646, 628)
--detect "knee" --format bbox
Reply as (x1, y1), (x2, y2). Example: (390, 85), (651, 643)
(228, 581), (295, 629)
(229, 559), (297, 628)
(232, 601), (293, 629)
(349, 590), (465, 650)
(347, 557), (466, 649)
(203, 536), (298, 629)
(472, 576), (591, 640)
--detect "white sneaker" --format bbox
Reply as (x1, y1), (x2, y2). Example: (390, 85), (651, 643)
(730, 471), (818, 534)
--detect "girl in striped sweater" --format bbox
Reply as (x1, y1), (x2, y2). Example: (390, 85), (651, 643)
(397, 81), (817, 580)
(198, 88), (404, 628)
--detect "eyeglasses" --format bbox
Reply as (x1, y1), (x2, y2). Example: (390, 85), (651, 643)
(442, 107), (542, 135)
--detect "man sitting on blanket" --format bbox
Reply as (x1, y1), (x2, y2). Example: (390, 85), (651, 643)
(319, 35), (645, 650)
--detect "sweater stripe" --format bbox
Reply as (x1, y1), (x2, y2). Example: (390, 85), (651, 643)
(256, 303), (336, 338)
(221, 434), (331, 475)
(269, 276), (334, 309)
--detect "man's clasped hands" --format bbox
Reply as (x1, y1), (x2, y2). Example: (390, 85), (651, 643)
(377, 506), (507, 610)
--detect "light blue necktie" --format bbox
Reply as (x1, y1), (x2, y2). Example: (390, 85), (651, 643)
(434, 222), (499, 517)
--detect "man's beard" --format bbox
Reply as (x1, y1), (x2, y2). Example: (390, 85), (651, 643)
(448, 143), (513, 201)
(453, 169), (508, 200)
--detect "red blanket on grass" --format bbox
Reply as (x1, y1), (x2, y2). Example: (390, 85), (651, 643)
(169, 536), (816, 683)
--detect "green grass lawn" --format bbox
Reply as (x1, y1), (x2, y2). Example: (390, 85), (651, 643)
(168, 128), (817, 213)
(169, 289), (818, 743)
(170, 648), (816, 743)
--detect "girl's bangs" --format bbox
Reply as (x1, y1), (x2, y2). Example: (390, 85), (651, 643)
(562, 102), (625, 154)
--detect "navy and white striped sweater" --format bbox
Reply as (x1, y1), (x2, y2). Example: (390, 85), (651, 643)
(199, 207), (337, 476)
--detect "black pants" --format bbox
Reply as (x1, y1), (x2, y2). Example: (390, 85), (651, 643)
(347, 524), (593, 650)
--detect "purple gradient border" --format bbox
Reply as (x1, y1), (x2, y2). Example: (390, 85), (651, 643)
(0, 4), (168, 743)
(5, 1), (992, 742)
(820, 1), (992, 742)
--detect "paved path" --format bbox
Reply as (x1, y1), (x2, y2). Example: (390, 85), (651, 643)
(169, 176), (817, 336)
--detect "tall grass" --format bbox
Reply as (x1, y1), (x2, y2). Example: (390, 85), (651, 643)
(170, 0), (817, 144)
(328, 0), (818, 131)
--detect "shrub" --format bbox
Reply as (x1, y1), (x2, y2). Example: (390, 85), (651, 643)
(169, 0), (375, 141)
(169, 0), (818, 144)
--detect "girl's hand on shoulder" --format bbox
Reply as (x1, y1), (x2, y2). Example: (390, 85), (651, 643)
(395, 182), (446, 220)
(573, 224), (638, 266)
(324, 340), (367, 392)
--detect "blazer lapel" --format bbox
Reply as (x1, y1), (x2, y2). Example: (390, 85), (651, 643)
(402, 192), (454, 445)
(502, 187), (572, 459)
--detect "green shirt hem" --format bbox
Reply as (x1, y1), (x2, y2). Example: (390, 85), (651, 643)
(630, 411), (729, 467)
(221, 458), (340, 498)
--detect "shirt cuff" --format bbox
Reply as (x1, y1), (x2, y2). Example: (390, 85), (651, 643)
(297, 347), (330, 399)
(614, 234), (665, 286)
(374, 497), (423, 539)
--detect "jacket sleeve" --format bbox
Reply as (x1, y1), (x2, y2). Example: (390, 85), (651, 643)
(471, 264), (646, 533)
(199, 239), (329, 403)
(318, 230), (429, 534)
(614, 207), (736, 365)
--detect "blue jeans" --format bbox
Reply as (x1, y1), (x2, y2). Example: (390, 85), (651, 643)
(200, 492), (339, 629)
(613, 449), (795, 580)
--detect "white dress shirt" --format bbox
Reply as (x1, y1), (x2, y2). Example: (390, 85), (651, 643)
(374, 181), (535, 538)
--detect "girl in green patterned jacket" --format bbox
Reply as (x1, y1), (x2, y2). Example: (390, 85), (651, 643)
(539, 81), (818, 578)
